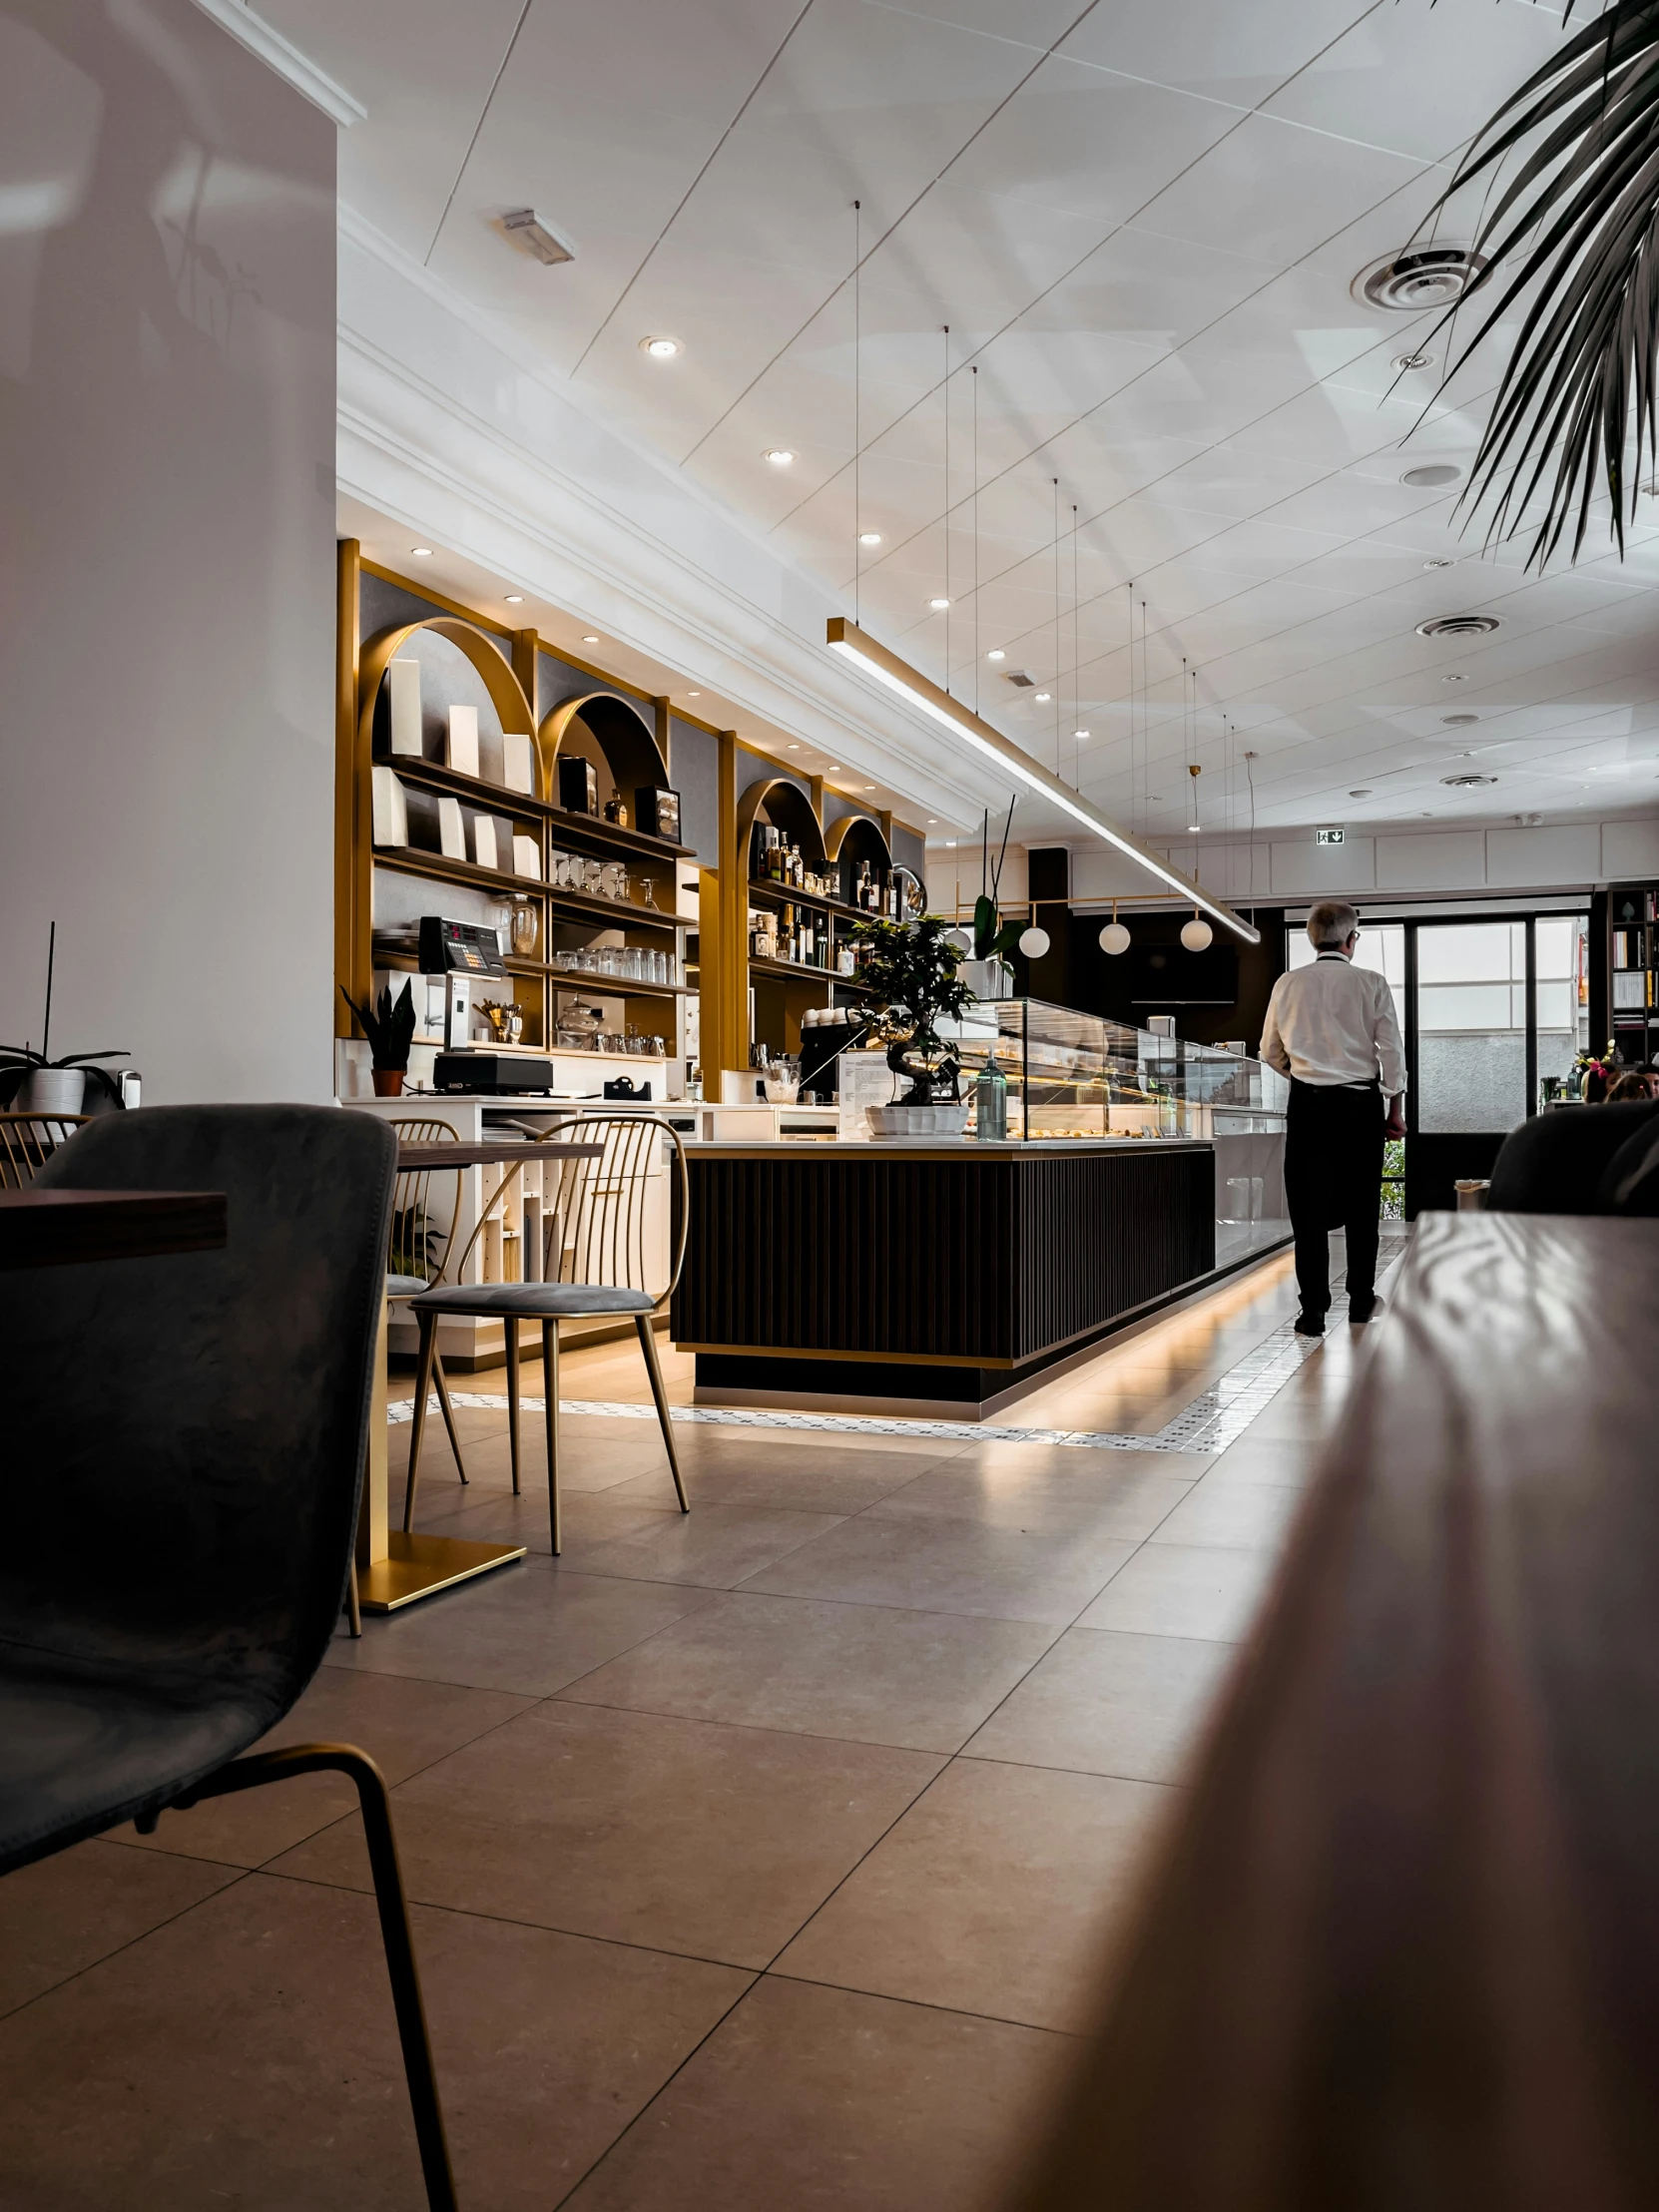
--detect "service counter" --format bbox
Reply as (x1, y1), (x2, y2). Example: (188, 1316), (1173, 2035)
(672, 1134), (1286, 1418)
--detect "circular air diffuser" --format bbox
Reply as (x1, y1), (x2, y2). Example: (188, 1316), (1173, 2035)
(1401, 464), (1461, 489)
(1442, 713), (1478, 727)
(1440, 773), (1496, 788)
(1354, 247), (1486, 311)
(1416, 614), (1500, 640)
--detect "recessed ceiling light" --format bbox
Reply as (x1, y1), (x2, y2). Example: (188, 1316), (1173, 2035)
(1423, 557), (1453, 570)
(1074, 730), (1090, 741)
(764, 448), (795, 466)
(1034, 691), (1051, 703)
(503, 593), (524, 604)
(829, 765), (842, 771)
(864, 784), (875, 791)
(858, 531), (882, 546)
(1188, 823), (1201, 833)
(926, 818), (937, 824)
(929, 597), (950, 611)
(787, 743), (800, 750)
(987, 649), (1005, 662)
(1441, 674), (1467, 684)
(686, 690), (700, 697)
(1392, 350), (1435, 372)
(582, 634), (599, 644)
(1401, 463), (1461, 489)
(945, 839), (957, 846)
(410, 546), (432, 558)
(640, 335), (680, 358)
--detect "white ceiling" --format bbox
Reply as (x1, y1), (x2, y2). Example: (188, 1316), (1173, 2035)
(274, 0), (1659, 847)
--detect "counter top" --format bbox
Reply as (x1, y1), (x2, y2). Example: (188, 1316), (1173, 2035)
(686, 1137), (1215, 1158)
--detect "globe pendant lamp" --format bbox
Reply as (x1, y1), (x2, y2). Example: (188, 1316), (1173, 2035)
(1181, 910), (1214, 952)
(1099, 899), (1130, 956)
(1018, 924), (1050, 958)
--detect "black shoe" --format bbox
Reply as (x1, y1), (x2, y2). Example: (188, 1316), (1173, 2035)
(1349, 1297), (1384, 1326)
(1294, 1312), (1325, 1337)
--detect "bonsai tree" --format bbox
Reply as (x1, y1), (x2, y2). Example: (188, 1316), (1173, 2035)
(340, 980), (417, 1070)
(849, 914), (974, 1104)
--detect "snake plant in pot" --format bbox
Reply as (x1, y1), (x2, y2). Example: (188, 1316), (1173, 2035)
(341, 980), (418, 1097)
(849, 915), (975, 1138)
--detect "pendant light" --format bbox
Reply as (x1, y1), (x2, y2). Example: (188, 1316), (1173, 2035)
(1019, 923), (1050, 958)
(1181, 911), (1214, 952)
(1100, 898), (1130, 956)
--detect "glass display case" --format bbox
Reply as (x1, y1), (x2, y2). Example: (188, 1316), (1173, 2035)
(939, 998), (1291, 1265)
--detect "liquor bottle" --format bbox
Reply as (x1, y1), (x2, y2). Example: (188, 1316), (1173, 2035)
(783, 901), (795, 961)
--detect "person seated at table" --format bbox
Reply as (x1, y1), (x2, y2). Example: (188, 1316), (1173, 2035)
(1607, 1068), (1658, 1103)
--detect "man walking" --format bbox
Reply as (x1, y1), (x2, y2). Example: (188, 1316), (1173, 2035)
(1259, 900), (1406, 1335)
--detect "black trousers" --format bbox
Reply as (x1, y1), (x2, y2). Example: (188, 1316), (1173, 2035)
(1285, 1079), (1384, 1320)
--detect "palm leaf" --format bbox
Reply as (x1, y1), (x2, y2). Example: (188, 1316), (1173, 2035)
(1424, 0), (1659, 567)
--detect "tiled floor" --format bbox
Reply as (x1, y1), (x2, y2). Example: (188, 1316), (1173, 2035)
(0, 1239), (1396, 2209)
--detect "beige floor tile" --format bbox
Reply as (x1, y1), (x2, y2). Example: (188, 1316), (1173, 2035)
(1077, 1541), (1279, 1642)
(1201, 1432), (1325, 1488)
(0, 1841), (240, 2018)
(325, 1558), (717, 1698)
(775, 1758), (1171, 2030)
(739, 1512), (1138, 1626)
(604, 1440), (947, 1514)
(562, 1973), (1069, 2212)
(116, 1669), (531, 1868)
(0, 1871), (747, 2212)
(559, 1591), (1060, 1753)
(410, 1484), (685, 1559)
(274, 1701), (941, 1970)
(570, 1498), (847, 1589)
(866, 1452), (1196, 1536)
(1149, 1477), (1308, 1552)
(963, 1624), (1239, 1781)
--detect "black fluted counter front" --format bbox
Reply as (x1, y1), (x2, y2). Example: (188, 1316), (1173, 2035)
(672, 1138), (1256, 1417)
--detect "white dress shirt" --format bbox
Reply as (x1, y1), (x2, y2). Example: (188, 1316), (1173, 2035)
(1260, 952), (1407, 1093)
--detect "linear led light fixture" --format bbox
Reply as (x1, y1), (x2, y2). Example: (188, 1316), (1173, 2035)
(826, 618), (1259, 945)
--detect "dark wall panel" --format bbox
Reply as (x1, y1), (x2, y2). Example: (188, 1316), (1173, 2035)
(673, 720), (720, 866)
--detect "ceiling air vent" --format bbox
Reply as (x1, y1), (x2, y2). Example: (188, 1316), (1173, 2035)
(1441, 773), (1497, 788)
(1401, 463), (1461, 489)
(1442, 713), (1478, 727)
(500, 208), (575, 266)
(1004, 669), (1035, 688)
(1355, 246), (1485, 311)
(1415, 613), (1500, 640)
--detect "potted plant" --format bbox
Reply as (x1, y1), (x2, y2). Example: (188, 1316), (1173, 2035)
(0, 925), (129, 1115)
(849, 914), (975, 1139)
(341, 980), (418, 1097)
(958, 801), (1022, 1000)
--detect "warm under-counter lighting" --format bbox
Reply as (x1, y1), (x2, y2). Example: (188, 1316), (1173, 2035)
(410, 546), (433, 558)
(640, 336), (680, 358)
(858, 530), (882, 546)
(764, 448), (796, 466)
(824, 616), (1259, 945)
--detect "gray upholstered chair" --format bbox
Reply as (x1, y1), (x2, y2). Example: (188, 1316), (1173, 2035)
(404, 1112), (689, 1553)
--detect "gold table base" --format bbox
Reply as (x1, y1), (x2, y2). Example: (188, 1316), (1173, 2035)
(357, 1531), (527, 1613)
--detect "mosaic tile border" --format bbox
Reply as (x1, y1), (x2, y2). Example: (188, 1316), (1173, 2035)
(386, 1233), (1406, 1459)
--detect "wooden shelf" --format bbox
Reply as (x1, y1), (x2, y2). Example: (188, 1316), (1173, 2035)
(748, 956), (872, 992)
(373, 848), (681, 932)
(378, 756), (692, 861)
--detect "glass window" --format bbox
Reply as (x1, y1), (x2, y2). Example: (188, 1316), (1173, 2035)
(1415, 921), (1527, 1133)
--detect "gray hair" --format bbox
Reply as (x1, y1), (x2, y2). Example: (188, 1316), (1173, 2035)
(1307, 899), (1360, 950)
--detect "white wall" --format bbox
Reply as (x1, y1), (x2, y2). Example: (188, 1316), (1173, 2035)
(0, 0), (337, 1102)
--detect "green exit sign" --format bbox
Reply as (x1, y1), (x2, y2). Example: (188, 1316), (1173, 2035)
(1316, 827), (1346, 846)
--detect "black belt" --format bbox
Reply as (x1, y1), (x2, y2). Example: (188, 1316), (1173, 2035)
(1290, 1076), (1380, 1094)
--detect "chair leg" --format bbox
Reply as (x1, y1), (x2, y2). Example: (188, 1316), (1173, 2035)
(432, 1356), (469, 1486)
(346, 1559), (362, 1639)
(636, 1314), (689, 1513)
(504, 1322), (522, 1496)
(170, 1744), (457, 2212)
(542, 1320), (561, 1555)
(403, 1314), (439, 1534)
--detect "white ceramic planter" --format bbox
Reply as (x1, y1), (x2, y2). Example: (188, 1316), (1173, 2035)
(959, 958), (1011, 1002)
(18, 1067), (86, 1115)
(865, 1101), (971, 1142)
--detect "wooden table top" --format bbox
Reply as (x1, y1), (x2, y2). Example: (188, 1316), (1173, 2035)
(0, 1188), (229, 1269)
(1014, 1209), (1659, 2211)
(396, 1140), (604, 1170)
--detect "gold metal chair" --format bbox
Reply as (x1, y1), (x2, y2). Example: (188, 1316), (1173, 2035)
(385, 1118), (477, 1487)
(0, 1112), (90, 1188)
(404, 1112), (690, 1552)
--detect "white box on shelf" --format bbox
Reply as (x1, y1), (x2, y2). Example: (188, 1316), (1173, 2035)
(513, 833), (542, 880)
(370, 766), (408, 847)
(472, 816), (498, 871)
(438, 795), (466, 860)
(502, 731), (535, 794)
(446, 704), (479, 777)
(387, 659), (423, 757)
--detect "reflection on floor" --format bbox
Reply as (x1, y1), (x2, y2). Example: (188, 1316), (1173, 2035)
(0, 1234), (1403, 2210)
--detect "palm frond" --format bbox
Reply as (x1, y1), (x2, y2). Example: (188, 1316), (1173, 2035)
(1426, 0), (1659, 567)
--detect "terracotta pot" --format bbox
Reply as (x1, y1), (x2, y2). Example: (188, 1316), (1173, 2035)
(371, 1068), (406, 1098)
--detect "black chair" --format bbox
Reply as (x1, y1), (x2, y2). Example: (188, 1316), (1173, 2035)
(1485, 1099), (1659, 1214)
(0, 1105), (457, 2211)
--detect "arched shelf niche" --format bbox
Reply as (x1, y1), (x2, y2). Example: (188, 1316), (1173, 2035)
(737, 777), (828, 877)
(540, 691), (670, 817)
(824, 811), (891, 899)
(358, 619), (537, 792)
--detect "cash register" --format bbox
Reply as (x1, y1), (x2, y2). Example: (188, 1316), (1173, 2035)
(420, 915), (556, 1095)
